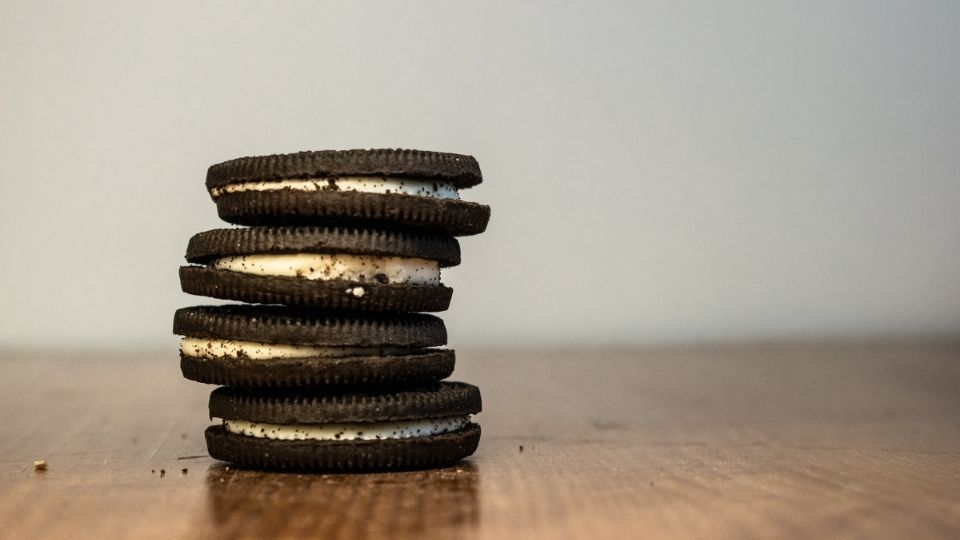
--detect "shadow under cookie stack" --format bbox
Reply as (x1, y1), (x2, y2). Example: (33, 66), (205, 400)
(173, 149), (489, 471)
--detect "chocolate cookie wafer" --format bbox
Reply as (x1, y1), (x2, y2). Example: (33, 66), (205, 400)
(205, 382), (482, 471)
(174, 305), (454, 387)
(179, 227), (458, 312)
(206, 149), (490, 235)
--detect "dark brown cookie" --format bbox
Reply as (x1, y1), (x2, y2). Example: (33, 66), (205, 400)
(213, 190), (490, 236)
(207, 149), (482, 189)
(205, 149), (489, 235)
(205, 423), (480, 471)
(174, 305), (447, 346)
(179, 227), (457, 312)
(205, 383), (482, 471)
(209, 382), (481, 423)
(179, 267), (452, 312)
(185, 227), (460, 267)
(174, 305), (454, 387)
(182, 350), (455, 388)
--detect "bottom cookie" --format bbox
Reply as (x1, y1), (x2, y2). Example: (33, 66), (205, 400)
(205, 423), (481, 471)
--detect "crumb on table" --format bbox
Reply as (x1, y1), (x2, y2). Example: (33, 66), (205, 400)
(33, 460), (47, 471)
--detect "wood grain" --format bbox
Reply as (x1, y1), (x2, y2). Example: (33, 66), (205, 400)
(1, 342), (959, 539)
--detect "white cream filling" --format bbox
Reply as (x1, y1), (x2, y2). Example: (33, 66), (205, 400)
(210, 253), (440, 285)
(180, 338), (409, 360)
(210, 176), (460, 200)
(222, 415), (470, 441)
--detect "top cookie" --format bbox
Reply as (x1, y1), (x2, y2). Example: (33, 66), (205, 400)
(206, 149), (490, 235)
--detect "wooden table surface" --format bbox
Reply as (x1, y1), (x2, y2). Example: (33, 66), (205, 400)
(2, 342), (959, 539)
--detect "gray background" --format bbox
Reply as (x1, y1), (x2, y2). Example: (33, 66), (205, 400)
(1, 1), (958, 349)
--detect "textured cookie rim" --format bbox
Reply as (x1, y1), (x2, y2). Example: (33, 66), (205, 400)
(213, 191), (490, 236)
(206, 149), (482, 189)
(179, 267), (453, 312)
(205, 423), (480, 471)
(180, 349), (455, 387)
(209, 381), (482, 423)
(185, 226), (461, 267)
(173, 305), (447, 347)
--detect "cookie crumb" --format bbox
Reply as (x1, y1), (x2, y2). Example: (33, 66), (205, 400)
(181, 468), (188, 475)
(33, 460), (47, 471)
(151, 469), (155, 474)
(160, 469), (166, 478)
(519, 445), (524, 453)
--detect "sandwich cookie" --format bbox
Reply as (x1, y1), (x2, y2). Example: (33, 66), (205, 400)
(175, 305), (454, 387)
(206, 382), (482, 470)
(179, 227), (459, 312)
(206, 149), (490, 236)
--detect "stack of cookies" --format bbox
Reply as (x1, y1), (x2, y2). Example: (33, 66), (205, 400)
(173, 149), (490, 471)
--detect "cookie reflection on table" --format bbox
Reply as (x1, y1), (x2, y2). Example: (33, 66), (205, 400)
(201, 461), (479, 538)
